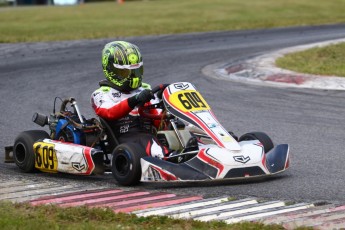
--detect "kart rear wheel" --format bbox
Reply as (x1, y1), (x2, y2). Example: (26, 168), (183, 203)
(111, 143), (147, 186)
(239, 132), (274, 153)
(13, 130), (50, 173)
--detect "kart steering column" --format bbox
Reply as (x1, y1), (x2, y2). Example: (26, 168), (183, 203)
(170, 119), (186, 149)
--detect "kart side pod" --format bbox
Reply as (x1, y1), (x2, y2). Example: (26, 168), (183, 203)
(33, 139), (104, 175)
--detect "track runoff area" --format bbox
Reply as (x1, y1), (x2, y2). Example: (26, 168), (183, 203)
(1, 178), (345, 229)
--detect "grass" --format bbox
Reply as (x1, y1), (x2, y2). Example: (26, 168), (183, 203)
(276, 42), (345, 77)
(0, 201), (295, 230)
(1, 0), (345, 42)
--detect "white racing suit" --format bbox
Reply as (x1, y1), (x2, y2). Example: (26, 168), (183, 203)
(90, 81), (169, 159)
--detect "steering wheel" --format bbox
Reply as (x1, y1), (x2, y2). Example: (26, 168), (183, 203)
(138, 84), (170, 120)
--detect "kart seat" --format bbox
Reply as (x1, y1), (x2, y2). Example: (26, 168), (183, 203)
(157, 129), (195, 151)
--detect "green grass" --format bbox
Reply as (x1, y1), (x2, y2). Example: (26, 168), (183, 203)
(0, 201), (293, 230)
(276, 42), (345, 77)
(1, 0), (345, 43)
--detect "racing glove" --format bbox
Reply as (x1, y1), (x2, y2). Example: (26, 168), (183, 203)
(128, 89), (155, 108)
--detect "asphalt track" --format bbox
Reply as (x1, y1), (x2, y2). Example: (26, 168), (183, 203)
(1, 24), (345, 204)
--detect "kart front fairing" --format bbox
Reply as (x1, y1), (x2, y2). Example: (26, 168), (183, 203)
(140, 82), (290, 182)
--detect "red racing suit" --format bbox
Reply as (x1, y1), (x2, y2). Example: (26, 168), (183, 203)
(90, 81), (169, 158)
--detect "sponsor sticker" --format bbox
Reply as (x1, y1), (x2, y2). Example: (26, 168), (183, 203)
(233, 155), (251, 164)
(221, 136), (233, 142)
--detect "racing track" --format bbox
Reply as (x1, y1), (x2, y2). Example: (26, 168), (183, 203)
(1, 24), (345, 204)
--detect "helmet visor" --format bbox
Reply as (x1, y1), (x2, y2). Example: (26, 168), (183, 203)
(113, 62), (143, 79)
(129, 66), (143, 78)
(112, 68), (129, 79)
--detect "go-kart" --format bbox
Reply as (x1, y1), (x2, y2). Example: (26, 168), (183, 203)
(5, 82), (289, 186)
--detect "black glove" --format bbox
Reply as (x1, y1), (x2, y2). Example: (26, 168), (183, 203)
(128, 89), (154, 108)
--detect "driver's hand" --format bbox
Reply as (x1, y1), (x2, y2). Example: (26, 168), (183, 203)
(136, 89), (155, 105)
(128, 89), (155, 108)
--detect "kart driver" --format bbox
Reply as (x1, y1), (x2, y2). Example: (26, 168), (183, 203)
(90, 41), (171, 159)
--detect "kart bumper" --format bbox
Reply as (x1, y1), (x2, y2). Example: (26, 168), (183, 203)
(140, 144), (289, 182)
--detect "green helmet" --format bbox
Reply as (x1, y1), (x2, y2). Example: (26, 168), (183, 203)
(102, 41), (143, 92)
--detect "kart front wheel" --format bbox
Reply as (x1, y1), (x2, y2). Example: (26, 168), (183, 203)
(111, 143), (147, 186)
(13, 130), (50, 172)
(239, 132), (274, 153)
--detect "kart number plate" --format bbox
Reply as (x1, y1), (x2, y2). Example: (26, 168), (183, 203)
(169, 90), (210, 112)
(33, 142), (58, 173)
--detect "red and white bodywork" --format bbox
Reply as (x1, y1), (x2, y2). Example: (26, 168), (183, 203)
(33, 139), (104, 175)
(140, 82), (289, 182)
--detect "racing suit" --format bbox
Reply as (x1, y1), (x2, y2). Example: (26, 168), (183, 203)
(91, 80), (169, 158)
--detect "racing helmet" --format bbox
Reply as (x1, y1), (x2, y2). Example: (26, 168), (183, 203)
(102, 41), (143, 92)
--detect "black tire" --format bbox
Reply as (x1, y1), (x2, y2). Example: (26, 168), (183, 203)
(13, 130), (50, 173)
(111, 143), (147, 186)
(239, 132), (274, 153)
